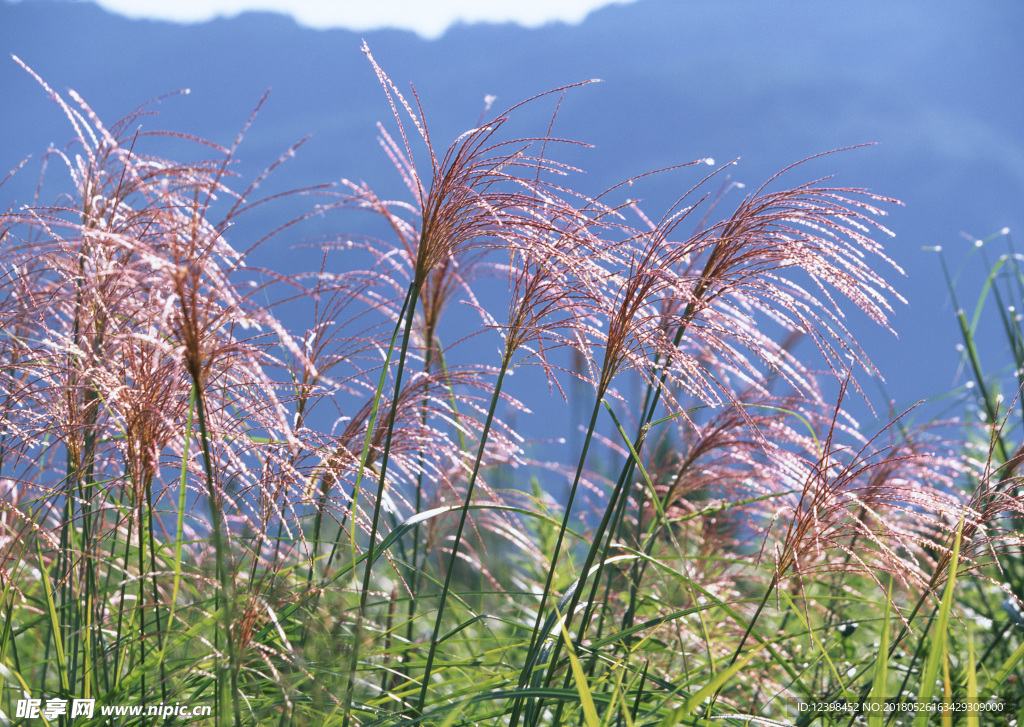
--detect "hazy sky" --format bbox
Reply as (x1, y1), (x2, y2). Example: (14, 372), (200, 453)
(85, 0), (637, 38)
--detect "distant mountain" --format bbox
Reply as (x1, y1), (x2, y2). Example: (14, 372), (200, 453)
(3, 0), (1024, 422)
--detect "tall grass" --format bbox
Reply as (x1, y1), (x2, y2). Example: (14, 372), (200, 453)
(1, 47), (1022, 726)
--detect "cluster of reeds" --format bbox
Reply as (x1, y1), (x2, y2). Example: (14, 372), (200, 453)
(1, 46), (1023, 726)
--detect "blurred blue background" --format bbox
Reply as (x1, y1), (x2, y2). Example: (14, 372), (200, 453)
(2, 0), (1023, 449)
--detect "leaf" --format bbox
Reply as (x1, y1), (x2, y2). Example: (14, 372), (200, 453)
(655, 641), (771, 726)
(913, 516), (964, 727)
(965, 624), (979, 727)
(868, 576), (893, 727)
(557, 611), (600, 727)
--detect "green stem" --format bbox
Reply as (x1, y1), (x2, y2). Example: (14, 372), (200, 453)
(940, 255), (1008, 463)
(358, 281), (421, 611)
(340, 282), (420, 726)
(322, 289), (411, 579)
(191, 378), (242, 727)
(546, 402), (678, 726)
(402, 328), (439, 676)
(417, 363), (509, 714)
(510, 395), (602, 727)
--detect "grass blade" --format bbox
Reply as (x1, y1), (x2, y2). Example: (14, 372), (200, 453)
(913, 516), (964, 727)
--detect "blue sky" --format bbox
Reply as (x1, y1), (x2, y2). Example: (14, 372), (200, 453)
(77, 0), (637, 38)
(3, 0), (1023, 433)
